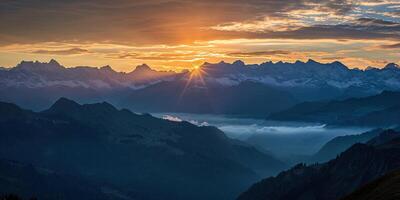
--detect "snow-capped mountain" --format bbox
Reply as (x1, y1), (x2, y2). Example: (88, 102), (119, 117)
(2, 59), (400, 92)
(0, 59), (177, 89)
(1, 59), (400, 113)
(197, 59), (400, 91)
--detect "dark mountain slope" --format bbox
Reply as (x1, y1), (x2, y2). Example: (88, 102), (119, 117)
(341, 167), (400, 200)
(0, 99), (285, 200)
(268, 91), (400, 126)
(310, 129), (383, 163)
(237, 130), (400, 200)
(0, 159), (124, 200)
(349, 104), (400, 126)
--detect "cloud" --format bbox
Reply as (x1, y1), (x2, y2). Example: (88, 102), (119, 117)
(0, 0), (399, 70)
(162, 114), (209, 126)
(227, 50), (291, 57)
(31, 48), (89, 55)
(379, 42), (400, 48)
(210, 17), (307, 32)
(162, 115), (183, 122)
(188, 120), (209, 126)
(218, 124), (327, 136)
(1, 0), (398, 45)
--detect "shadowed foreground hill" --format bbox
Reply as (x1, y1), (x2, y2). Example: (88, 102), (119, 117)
(341, 169), (400, 200)
(0, 159), (117, 200)
(237, 130), (400, 200)
(0, 98), (285, 200)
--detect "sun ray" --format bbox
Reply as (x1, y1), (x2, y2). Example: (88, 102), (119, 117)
(178, 65), (208, 103)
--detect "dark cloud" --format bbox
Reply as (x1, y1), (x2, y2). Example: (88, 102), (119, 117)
(321, 56), (346, 60)
(0, 0), (297, 45)
(207, 22), (400, 42)
(108, 51), (199, 61)
(380, 43), (400, 49)
(0, 0), (398, 45)
(32, 48), (89, 55)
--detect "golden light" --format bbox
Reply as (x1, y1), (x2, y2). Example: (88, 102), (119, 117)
(178, 64), (208, 102)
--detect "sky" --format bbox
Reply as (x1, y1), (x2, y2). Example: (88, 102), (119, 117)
(0, 0), (399, 72)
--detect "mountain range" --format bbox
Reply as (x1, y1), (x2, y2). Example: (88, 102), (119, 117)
(268, 90), (400, 126)
(237, 129), (400, 200)
(1, 59), (400, 115)
(0, 98), (285, 200)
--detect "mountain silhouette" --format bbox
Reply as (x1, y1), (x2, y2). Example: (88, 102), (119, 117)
(237, 129), (400, 200)
(0, 98), (286, 200)
(268, 90), (400, 126)
(341, 168), (400, 200)
(2, 59), (400, 114)
(310, 129), (384, 163)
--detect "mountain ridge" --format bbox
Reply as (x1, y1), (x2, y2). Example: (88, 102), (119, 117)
(2, 59), (400, 114)
(237, 129), (400, 200)
(268, 90), (400, 126)
(0, 98), (286, 200)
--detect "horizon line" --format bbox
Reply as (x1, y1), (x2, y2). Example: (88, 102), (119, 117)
(3, 58), (399, 73)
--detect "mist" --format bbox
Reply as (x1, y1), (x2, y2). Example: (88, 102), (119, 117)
(156, 113), (371, 159)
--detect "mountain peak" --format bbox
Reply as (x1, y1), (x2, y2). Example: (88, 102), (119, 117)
(15, 59), (64, 72)
(0, 101), (26, 121)
(49, 59), (60, 66)
(48, 97), (80, 113)
(331, 60), (345, 66)
(384, 63), (400, 70)
(218, 61), (227, 65)
(100, 65), (114, 72)
(330, 61), (348, 70)
(134, 64), (153, 72)
(306, 59), (319, 64)
(232, 60), (245, 66)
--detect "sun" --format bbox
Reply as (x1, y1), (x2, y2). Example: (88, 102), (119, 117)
(178, 64), (208, 100)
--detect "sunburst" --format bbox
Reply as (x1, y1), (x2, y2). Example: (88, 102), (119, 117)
(178, 65), (208, 101)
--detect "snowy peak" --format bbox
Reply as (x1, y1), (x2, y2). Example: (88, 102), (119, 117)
(1, 59), (400, 93)
(127, 63), (177, 83)
(14, 59), (64, 72)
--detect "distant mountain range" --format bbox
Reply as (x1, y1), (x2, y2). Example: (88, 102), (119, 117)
(120, 80), (297, 116)
(237, 129), (400, 200)
(1, 59), (400, 115)
(268, 90), (400, 126)
(0, 98), (285, 200)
